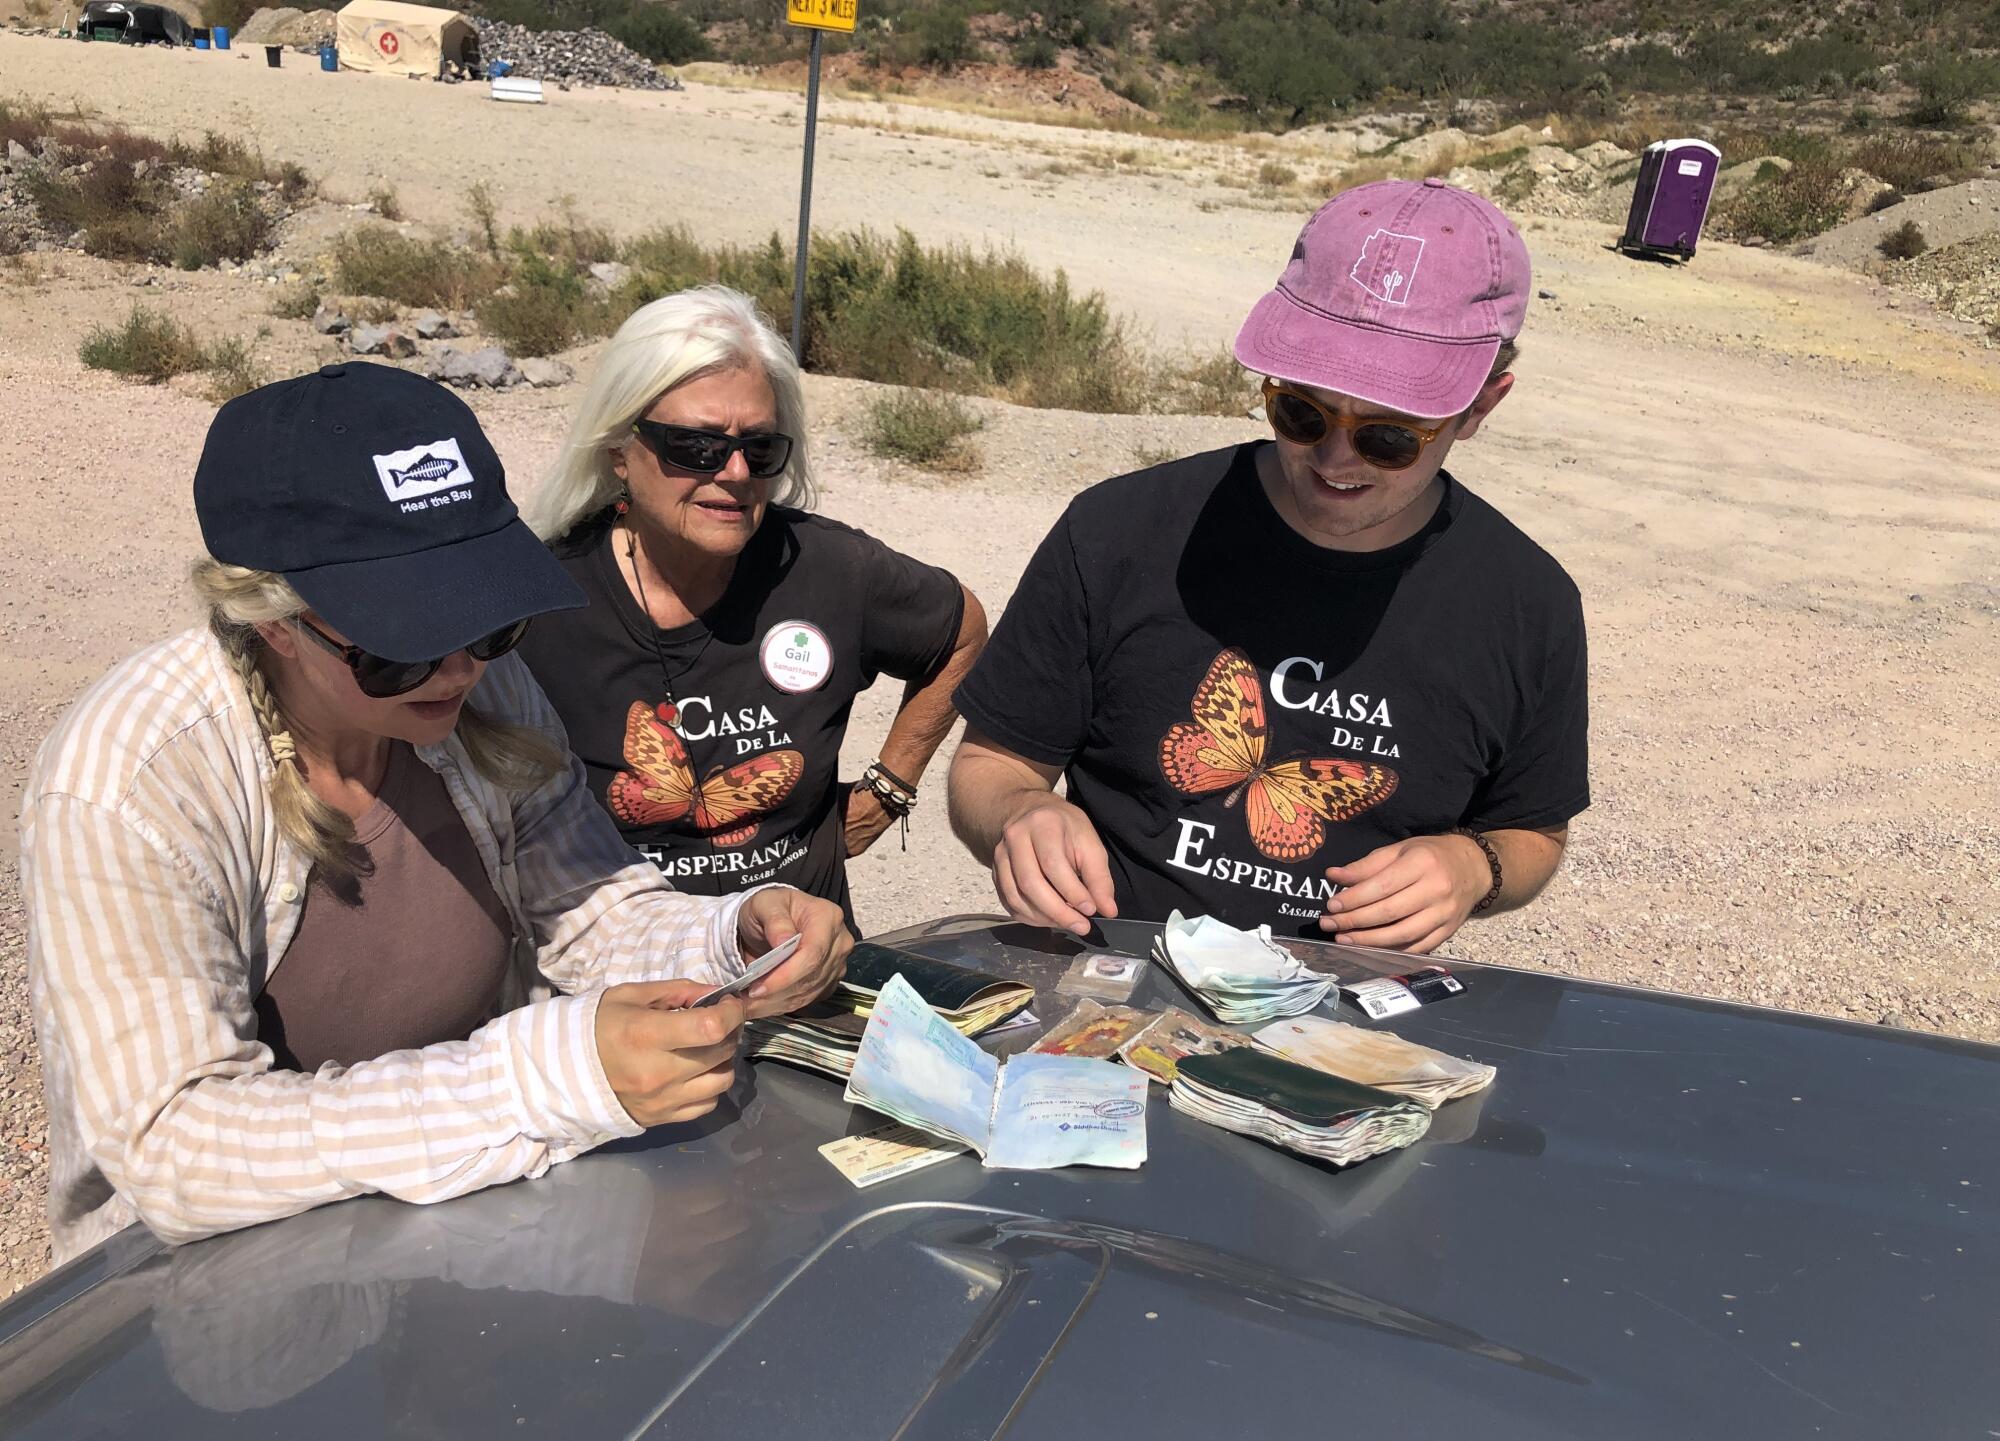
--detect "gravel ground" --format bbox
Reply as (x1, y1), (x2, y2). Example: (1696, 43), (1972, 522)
(0, 56), (1996, 1297)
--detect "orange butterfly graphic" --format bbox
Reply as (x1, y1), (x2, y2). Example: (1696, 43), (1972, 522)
(608, 701), (804, 848)
(1158, 649), (1398, 862)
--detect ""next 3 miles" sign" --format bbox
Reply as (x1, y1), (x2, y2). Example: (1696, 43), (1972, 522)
(786, 0), (856, 32)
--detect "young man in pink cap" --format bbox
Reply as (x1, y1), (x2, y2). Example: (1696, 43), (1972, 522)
(947, 179), (1587, 950)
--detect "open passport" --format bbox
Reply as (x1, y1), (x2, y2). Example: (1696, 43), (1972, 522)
(844, 974), (1148, 1170)
(837, 942), (1036, 1035)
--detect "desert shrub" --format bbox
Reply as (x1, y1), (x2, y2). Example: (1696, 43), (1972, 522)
(79, 306), (210, 382)
(1844, 103), (1878, 131)
(202, 334), (266, 402)
(1866, 187), (1906, 214)
(607, 4), (710, 63)
(1013, 31), (1058, 69)
(467, 181), (502, 257)
(1257, 160), (1297, 187)
(168, 183), (272, 269)
(1130, 443), (1181, 468)
(1846, 132), (1985, 189)
(367, 185), (403, 221)
(168, 131), (309, 199)
(1878, 219), (1929, 259)
(1719, 138), (1849, 242)
(1160, 348), (1253, 416)
(202, 0), (262, 33)
(270, 284), (321, 319)
(23, 162), (169, 260)
(863, 391), (984, 471)
(331, 226), (495, 309)
(509, 203), (618, 267)
(476, 254), (608, 356)
(1905, 56), (1997, 127)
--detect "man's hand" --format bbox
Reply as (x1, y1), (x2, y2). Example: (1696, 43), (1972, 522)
(594, 980), (745, 1128)
(1320, 833), (1491, 953)
(841, 784), (896, 858)
(991, 794), (1118, 936)
(736, 886), (852, 1018)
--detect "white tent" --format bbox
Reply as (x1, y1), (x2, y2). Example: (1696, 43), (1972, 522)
(334, 0), (476, 77)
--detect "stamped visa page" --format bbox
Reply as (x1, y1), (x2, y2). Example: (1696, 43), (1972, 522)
(984, 1053), (1148, 1170)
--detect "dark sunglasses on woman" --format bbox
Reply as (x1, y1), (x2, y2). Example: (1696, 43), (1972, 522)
(632, 419), (794, 479)
(294, 615), (532, 699)
(1261, 379), (1450, 472)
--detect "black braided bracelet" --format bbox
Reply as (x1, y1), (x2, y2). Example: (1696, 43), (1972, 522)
(1451, 826), (1504, 914)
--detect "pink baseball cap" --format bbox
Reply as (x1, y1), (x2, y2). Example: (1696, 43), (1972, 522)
(1234, 178), (1532, 420)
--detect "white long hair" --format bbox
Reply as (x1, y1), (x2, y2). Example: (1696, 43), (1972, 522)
(523, 285), (816, 541)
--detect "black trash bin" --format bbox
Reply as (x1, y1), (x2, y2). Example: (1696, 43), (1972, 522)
(264, 43), (282, 66)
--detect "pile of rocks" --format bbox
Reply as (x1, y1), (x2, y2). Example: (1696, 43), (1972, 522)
(314, 304), (574, 389)
(234, 6), (338, 52)
(0, 135), (295, 258)
(468, 18), (680, 91)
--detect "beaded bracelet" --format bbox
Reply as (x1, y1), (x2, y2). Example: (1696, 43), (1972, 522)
(857, 760), (918, 851)
(1451, 826), (1504, 914)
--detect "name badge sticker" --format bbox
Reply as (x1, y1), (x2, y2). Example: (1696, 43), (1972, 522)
(760, 620), (834, 693)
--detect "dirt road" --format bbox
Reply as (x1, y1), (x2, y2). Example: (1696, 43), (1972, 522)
(1, 31), (1997, 1294)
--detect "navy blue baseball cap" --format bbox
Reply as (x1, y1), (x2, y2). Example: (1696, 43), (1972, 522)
(194, 363), (584, 662)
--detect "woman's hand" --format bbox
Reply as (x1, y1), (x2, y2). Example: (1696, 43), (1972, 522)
(842, 783), (897, 858)
(593, 980), (745, 1128)
(736, 886), (852, 1018)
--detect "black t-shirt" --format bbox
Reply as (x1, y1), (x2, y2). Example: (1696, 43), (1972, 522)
(519, 505), (963, 928)
(954, 443), (1589, 935)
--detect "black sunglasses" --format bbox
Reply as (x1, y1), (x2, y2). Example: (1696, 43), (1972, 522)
(632, 420), (793, 479)
(294, 615), (531, 699)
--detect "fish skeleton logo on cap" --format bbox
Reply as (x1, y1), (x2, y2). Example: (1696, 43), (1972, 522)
(1349, 229), (1425, 306)
(372, 438), (472, 503)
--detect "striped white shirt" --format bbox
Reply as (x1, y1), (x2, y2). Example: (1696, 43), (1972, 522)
(22, 628), (752, 1263)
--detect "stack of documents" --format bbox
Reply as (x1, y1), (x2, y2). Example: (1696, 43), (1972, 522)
(1251, 1015), (1495, 1108)
(838, 943), (1035, 1036)
(748, 945), (1035, 1081)
(1153, 912), (1334, 1023)
(846, 974), (1148, 1170)
(746, 1004), (869, 1080)
(1170, 1048), (1431, 1165)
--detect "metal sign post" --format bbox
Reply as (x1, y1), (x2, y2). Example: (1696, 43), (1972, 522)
(784, 0), (857, 364)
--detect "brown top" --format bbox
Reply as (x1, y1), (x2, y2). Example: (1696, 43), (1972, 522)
(256, 741), (513, 1072)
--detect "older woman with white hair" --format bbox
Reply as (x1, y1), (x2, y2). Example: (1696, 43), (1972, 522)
(519, 286), (986, 931)
(22, 363), (849, 1262)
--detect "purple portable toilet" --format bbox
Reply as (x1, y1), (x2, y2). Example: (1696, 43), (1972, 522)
(1619, 138), (1721, 262)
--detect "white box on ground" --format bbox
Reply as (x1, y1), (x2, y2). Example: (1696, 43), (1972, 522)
(490, 76), (545, 104)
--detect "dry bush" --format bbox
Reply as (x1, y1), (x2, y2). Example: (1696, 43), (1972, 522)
(1878, 219), (1928, 260)
(78, 306), (209, 382)
(863, 391), (985, 472)
(169, 183), (272, 270)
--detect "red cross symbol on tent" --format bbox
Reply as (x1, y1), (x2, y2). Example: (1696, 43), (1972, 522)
(379, 29), (400, 55)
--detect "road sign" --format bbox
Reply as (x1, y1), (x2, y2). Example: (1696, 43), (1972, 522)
(786, 0), (855, 34)
(784, 0), (856, 360)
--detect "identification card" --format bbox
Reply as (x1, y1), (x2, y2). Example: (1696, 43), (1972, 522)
(1341, 977), (1422, 1021)
(818, 1123), (967, 1188)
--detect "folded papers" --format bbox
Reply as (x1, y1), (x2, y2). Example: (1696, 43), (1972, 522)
(1251, 1014), (1495, 1108)
(1153, 911), (1334, 1023)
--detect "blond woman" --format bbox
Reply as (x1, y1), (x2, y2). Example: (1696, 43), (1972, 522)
(22, 363), (849, 1263)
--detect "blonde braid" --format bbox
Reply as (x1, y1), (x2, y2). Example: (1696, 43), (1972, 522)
(209, 611), (357, 880)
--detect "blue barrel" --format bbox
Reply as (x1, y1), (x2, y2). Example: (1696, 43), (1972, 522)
(193, 35), (209, 48)
(212, 24), (229, 48)
(488, 59), (512, 76)
(319, 42), (337, 70)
